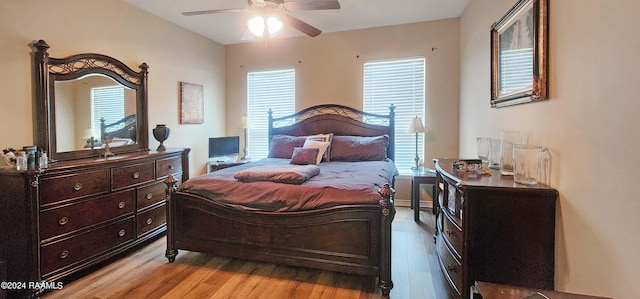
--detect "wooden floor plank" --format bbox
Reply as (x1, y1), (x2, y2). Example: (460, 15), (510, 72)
(42, 207), (448, 299)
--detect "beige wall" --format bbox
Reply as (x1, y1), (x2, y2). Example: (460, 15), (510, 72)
(460, 0), (640, 298)
(226, 19), (461, 200)
(0, 0), (225, 177)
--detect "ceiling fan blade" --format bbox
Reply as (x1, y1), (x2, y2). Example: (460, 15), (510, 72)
(281, 14), (321, 37)
(282, 0), (340, 12)
(182, 8), (245, 16)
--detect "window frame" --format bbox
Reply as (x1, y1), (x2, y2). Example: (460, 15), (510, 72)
(363, 57), (426, 175)
(246, 68), (296, 159)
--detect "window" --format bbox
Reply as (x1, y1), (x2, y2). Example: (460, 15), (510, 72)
(91, 85), (125, 137)
(247, 69), (296, 159)
(363, 57), (425, 174)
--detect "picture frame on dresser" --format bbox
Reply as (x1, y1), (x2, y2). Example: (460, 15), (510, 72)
(491, 0), (548, 108)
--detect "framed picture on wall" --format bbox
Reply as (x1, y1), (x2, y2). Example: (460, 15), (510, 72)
(180, 82), (204, 124)
(490, 0), (548, 108)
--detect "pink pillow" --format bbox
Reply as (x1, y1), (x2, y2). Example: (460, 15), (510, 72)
(290, 147), (320, 165)
(268, 135), (306, 158)
(330, 135), (389, 161)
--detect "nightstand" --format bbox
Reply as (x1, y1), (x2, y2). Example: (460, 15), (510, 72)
(206, 161), (249, 173)
(410, 167), (436, 222)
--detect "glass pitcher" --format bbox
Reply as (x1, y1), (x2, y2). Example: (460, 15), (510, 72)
(513, 144), (551, 186)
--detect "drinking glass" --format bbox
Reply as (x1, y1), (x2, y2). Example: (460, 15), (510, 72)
(489, 138), (501, 169)
(476, 138), (491, 166)
(499, 131), (520, 175)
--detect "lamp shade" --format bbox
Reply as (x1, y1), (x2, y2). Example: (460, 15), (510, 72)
(241, 115), (252, 129)
(406, 116), (426, 134)
(83, 128), (95, 139)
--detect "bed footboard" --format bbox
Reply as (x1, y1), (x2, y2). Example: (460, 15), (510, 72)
(164, 176), (395, 295)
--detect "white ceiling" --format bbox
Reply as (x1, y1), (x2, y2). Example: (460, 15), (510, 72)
(124, 0), (470, 45)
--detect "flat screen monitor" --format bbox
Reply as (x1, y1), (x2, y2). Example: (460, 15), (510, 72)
(208, 136), (240, 158)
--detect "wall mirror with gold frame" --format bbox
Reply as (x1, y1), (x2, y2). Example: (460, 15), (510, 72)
(490, 0), (548, 108)
(32, 40), (149, 162)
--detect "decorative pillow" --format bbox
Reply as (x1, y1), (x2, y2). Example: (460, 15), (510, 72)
(267, 135), (306, 159)
(302, 139), (330, 164)
(329, 135), (390, 161)
(304, 133), (333, 161)
(290, 147), (319, 165)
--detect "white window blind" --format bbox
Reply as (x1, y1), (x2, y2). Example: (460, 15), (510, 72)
(247, 69), (296, 159)
(91, 86), (125, 137)
(363, 57), (425, 174)
(500, 48), (533, 94)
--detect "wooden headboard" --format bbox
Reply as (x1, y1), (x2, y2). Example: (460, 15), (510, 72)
(268, 104), (395, 160)
(100, 114), (137, 142)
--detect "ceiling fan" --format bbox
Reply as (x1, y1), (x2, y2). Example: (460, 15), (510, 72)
(182, 0), (341, 38)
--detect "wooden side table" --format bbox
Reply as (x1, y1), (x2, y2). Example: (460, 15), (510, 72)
(411, 168), (436, 222)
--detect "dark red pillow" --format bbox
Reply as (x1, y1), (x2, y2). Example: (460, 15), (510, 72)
(290, 147), (320, 165)
(268, 135), (306, 158)
(329, 135), (389, 161)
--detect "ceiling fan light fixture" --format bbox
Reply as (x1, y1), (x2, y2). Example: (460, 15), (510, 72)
(247, 14), (283, 38)
(267, 16), (283, 36)
(247, 15), (265, 37)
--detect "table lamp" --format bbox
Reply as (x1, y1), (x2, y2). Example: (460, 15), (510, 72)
(241, 114), (252, 161)
(83, 128), (97, 149)
(406, 116), (426, 169)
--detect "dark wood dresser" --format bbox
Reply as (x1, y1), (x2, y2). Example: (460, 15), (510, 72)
(434, 158), (557, 299)
(0, 148), (189, 298)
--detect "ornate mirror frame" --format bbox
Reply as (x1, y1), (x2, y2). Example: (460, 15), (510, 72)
(32, 40), (149, 162)
(490, 0), (548, 108)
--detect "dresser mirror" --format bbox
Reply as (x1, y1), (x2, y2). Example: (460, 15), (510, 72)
(32, 40), (149, 162)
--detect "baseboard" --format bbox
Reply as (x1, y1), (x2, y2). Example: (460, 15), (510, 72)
(394, 198), (433, 209)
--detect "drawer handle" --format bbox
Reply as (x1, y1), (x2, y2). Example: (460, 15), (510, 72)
(132, 172), (140, 179)
(58, 217), (68, 226)
(446, 229), (454, 236)
(146, 218), (153, 225)
(118, 201), (125, 209)
(73, 183), (83, 191)
(146, 193), (153, 200)
(447, 264), (457, 273)
(118, 229), (126, 237)
(59, 250), (69, 259)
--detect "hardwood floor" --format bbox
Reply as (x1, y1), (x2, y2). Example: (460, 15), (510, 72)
(42, 207), (448, 299)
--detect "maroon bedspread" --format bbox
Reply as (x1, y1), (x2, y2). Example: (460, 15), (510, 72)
(179, 158), (398, 212)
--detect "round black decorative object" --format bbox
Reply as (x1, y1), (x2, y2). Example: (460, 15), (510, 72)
(152, 124), (170, 151)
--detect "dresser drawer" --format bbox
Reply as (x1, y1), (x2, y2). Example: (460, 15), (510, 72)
(156, 157), (182, 178)
(137, 182), (166, 210)
(136, 205), (166, 237)
(40, 216), (135, 275)
(112, 162), (154, 190)
(437, 234), (463, 297)
(40, 190), (135, 241)
(442, 212), (463, 259)
(39, 170), (109, 205)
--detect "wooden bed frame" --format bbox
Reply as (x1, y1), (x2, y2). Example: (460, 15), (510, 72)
(164, 104), (397, 295)
(100, 114), (137, 142)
